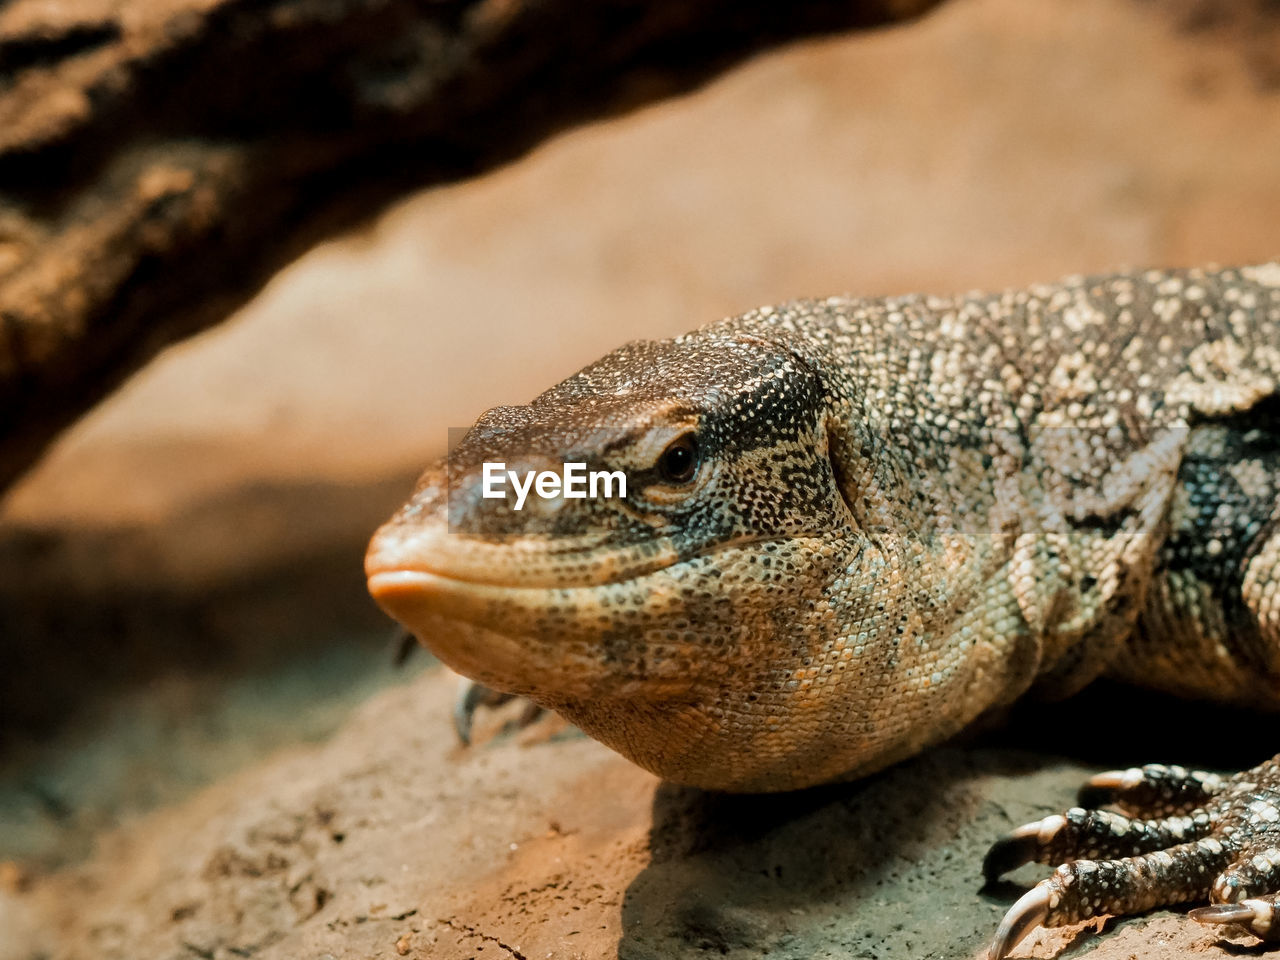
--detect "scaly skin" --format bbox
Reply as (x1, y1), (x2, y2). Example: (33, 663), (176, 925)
(366, 263), (1280, 956)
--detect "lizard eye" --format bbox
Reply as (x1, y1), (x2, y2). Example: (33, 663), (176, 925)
(656, 433), (699, 484)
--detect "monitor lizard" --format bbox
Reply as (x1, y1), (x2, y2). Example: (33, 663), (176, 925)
(365, 262), (1280, 958)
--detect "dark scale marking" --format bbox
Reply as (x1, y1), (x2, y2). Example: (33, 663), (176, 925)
(366, 262), (1280, 958)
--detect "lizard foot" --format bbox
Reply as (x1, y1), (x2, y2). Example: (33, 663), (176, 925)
(985, 755), (1280, 958)
(389, 632), (548, 744)
(453, 676), (544, 746)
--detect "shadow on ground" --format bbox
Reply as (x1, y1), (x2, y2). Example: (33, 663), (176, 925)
(618, 687), (1272, 960)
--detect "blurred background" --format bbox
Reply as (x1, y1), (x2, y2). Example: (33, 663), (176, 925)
(1, 0), (1278, 942)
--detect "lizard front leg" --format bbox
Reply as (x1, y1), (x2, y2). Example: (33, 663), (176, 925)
(985, 424), (1280, 955)
(985, 511), (1280, 956)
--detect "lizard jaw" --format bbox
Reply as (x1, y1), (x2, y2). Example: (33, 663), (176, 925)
(366, 568), (543, 690)
(365, 562), (704, 702)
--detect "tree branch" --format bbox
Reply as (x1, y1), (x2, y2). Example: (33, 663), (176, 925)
(0, 0), (944, 491)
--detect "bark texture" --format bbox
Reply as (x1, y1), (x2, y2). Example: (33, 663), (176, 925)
(0, 0), (943, 491)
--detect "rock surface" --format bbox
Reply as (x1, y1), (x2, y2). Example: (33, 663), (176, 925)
(1, 669), (1265, 960)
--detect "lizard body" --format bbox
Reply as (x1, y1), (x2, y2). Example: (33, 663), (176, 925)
(367, 263), (1280, 956)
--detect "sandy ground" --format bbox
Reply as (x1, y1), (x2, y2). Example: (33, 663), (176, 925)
(3, 0), (1280, 957)
(1, 669), (1268, 960)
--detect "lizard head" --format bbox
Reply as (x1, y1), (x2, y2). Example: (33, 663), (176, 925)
(367, 316), (1013, 791)
(366, 325), (872, 789)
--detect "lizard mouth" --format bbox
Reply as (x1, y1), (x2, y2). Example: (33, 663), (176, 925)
(363, 519), (689, 651)
(367, 568), (550, 635)
(366, 568), (590, 697)
(364, 523), (682, 590)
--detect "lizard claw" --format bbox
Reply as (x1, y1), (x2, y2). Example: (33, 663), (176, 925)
(452, 677), (545, 745)
(390, 626), (421, 667)
(1075, 768), (1141, 809)
(983, 815), (1066, 881)
(1190, 902), (1260, 925)
(988, 883), (1052, 960)
(1191, 897), (1279, 938)
(454, 678), (512, 745)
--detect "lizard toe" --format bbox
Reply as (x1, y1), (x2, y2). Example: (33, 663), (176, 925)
(1213, 849), (1280, 904)
(988, 839), (1236, 958)
(984, 807), (1214, 881)
(1077, 763), (1226, 817)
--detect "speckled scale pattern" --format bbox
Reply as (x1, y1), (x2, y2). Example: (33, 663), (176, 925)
(366, 261), (1280, 950)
